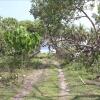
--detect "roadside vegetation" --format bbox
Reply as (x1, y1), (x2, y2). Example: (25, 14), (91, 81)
(63, 62), (100, 100)
(0, 0), (100, 100)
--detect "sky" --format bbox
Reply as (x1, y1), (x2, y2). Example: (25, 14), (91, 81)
(0, 0), (98, 27)
(74, 0), (99, 29)
(74, 10), (93, 29)
(0, 0), (34, 21)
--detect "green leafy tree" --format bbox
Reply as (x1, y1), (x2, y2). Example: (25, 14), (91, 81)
(4, 26), (40, 54)
(2, 17), (18, 31)
(30, 0), (95, 49)
(4, 26), (40, 71)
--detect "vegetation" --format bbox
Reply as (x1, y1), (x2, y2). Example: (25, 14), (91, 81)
(25, 67), (59, 100)
(0, 17), (42, 92)
(63, 62), (100, 100)
(0, 0), (100, 99)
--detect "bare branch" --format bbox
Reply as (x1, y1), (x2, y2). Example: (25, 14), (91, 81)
(76, 6), (97, 34)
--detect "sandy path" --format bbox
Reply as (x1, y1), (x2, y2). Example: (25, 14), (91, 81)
(12, 69), (44, 100)
(58, 68), (69, 100)
(12, 59), (69, 100)
(52, 60), (69, 100)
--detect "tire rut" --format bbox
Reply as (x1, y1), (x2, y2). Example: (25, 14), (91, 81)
(58, 68), (69, 100)
(12, 69), (44, 100)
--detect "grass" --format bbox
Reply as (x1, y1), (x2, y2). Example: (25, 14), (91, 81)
(63, 62), (100, 100)
(0, 68), (38, 100)
(0, 54), (57, 100)
(25, 67), (59, 100)
(1, 54), (100, 100)
(0, 87), (16, 100)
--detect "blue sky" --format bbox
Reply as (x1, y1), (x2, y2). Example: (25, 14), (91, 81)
(0, 0), (34, 21)
(0, 0), (97, 28)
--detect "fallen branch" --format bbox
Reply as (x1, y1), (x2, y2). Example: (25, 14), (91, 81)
(78, 76), (86, 85)
(85, 80), (100, 86)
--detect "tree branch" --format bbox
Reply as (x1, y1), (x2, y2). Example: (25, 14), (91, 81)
(76, 7), (97, 34)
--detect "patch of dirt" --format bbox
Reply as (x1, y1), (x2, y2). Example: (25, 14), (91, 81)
(51, 60), (69, 100)
(12, 69), (44, 100)
(58, 68), (69, 100)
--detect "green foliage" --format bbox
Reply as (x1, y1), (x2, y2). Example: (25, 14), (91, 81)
(19, 20), (45, 36)
(0, 17), (42, 73)
(2, 17), (18, 31)
(30, 0), (94, 29)
(63, 63), (100, 100)
(26, 68), (59, 100)
(4, 26), (40, 55)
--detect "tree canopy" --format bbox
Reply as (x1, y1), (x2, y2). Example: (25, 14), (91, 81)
(30, 0), (100, 68)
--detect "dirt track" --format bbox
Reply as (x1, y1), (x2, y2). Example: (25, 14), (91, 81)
(13, 69), (44, 100)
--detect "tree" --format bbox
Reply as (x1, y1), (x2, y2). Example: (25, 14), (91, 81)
(4, 24), (40, 71)
(30, 0), (95, 49)
(30, 0), (100, 73)
(19, 19), (45, 35)
(4, 26), (40, 55)
(2, 17), (18, 31)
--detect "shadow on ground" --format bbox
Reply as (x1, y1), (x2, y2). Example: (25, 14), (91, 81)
(71, 94), (100, 100)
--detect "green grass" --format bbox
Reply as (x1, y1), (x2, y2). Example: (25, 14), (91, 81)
(25, 67), (59, 100)
(0, 87), (16, 100)
(0, 56), (57, 100)
(0, 68), (37, 100)
(63, 63), (100, 100)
